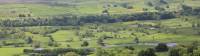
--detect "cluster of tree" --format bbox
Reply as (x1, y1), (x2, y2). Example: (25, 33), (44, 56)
(155, 43), (169, 52)
(181, 5), (200, 16)
(138, 42), (200, 56)
(137, 43), (168, 56)
(24, 27), (59, 35)
(95, 47), (135, 56)
(23, 48), (94, 56)
(169, 41), (199, 56)
(120, 3), (133, 9)
(1, 40), (25, 47)
(0, 11), (177, 27)
(138, 48), (156, 56)
(18, 14), (32, 17)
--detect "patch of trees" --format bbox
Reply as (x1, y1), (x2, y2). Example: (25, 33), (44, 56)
(169, 41), (199, 56)
(155, 6), (165, 11)
(155, 43), (169, 52)
(97, 38), (105, 46)
(95, 47), (135, 56)
(18, 14), (32, 17)
(26, 37), (33, 44)
(181, 5), (200, 16)
(24, 48), (94, 56)
(159, 0), (168, 4)
(147, 2), (153, 7)
(81, 41), (89, 47)
(138, 48), (156, 56)
(0, 11), (177, 27)
(25, 27), (59, 35)
(49, 2), (71, 7)
(1, 40), (25, 47)
(120, 3), (133, 9)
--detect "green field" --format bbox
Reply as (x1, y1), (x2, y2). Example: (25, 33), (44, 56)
(0, 0), (200, 56)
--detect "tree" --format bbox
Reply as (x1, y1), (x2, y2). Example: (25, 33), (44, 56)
(32, 42), (41, 48)
(147, 2), (153, 7)
(181, 5), (193, 15)
(155, 43), (169, 52)
(49, 36), (54, 42)
(143, 8), (148, 11)
(2, 41), (7, 46)
(155, 6), (165, 11)
(169, 47), (187, 56)
(192, 49), (200, 56)
(187, 41), (198, 53)
(134, 37), (139, 43)
(127, 6), (133, 9)
(159, 0), (168, 4)
(182, 5), (192, 11)
(95, 48), (110, 56)
(18, 14), (26, 17)
(113, 4), (118, 7)
(121, 3), (129, 8)
(48, 41), (54, 46)
(138, 48), (156, 56)
(198, 31), (200, 35)
(97, 38), (105, 46)
(102, 9), (109, 15)
(26, 37), (33, 44)
(81, 41), (89, 47)
(125, 46), (135, 51)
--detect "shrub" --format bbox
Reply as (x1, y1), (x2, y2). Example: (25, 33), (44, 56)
(81, 41), (89, 47)
(169, 47), (187, 56)
(155, 43), (169, 52)
(138, 48), (157, 56)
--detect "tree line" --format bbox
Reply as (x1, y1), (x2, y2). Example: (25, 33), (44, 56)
(0, 11), (177, 27)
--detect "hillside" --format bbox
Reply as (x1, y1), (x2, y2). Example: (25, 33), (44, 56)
(0, 0), (199, 18)
(0, 0), (200, 56)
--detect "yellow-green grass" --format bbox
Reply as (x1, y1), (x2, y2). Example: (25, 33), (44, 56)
(0, 4), (76, 18)
(25, 32), (49, 43)
(160, 18), (192, 28)
(51, 30), (79, 41)
(141, 33), (200, 43)
(0, 47), (31, 56)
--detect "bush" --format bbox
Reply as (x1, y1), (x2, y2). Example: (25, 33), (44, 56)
(124, 46), (135, 50)
(23, 49), (33, 54)
(138, 48), (156, 56)
(81, 41), (89, 47)
(155, 43), (169, 52)
(169, 47), (187, 56)
(147, 2), (153, 6)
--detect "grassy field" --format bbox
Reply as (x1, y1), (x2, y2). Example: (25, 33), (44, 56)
(0, 47), (31, 56)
